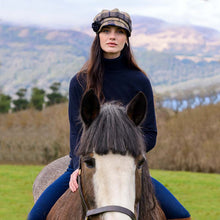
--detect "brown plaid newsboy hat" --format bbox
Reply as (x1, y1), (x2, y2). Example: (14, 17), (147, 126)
(92, 8), (132, 36)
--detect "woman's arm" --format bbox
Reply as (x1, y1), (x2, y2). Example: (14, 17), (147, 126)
(142, 77), (157, 152)
(68, 74), (84, 170)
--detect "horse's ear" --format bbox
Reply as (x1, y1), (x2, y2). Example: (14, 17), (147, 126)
(126, 92), (147, 126)
(80, 89), (100, 127)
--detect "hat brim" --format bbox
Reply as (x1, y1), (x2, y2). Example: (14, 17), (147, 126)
(98, 19), (131, 36)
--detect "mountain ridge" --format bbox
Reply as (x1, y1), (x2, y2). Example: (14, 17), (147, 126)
(0, 16), (219, 97)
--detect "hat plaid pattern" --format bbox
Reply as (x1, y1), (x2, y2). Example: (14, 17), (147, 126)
(92, 8), (132, 36)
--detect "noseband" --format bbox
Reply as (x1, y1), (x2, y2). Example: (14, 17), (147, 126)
(78, 157), (136, 220)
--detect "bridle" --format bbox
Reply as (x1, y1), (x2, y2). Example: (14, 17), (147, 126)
(78, 157), (137, 220)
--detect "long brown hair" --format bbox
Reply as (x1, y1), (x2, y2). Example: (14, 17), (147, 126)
(78, 34), (147, 101)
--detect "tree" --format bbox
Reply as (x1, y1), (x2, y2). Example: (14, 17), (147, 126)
(0, 93), (11, 113)
(49, 82), (61, 93)
(13, 88), (29, 111)
(46, 82), (67, 106)
(30, 87), (45, 110)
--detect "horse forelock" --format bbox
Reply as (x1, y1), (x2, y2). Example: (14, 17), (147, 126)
(76, 102), (145, 157)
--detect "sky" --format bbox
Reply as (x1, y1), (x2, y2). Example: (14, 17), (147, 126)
(0, 0), (220, 31)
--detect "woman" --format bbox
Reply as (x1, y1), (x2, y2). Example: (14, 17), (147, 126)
(28, 9), (191, 220)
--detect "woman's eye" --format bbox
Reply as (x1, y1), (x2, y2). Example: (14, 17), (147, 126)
(117, 29), (125, 34)
(84, 157), (95, 168)
(102, 29), (109, 33)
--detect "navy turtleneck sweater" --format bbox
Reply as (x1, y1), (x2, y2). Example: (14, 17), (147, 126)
(68, 55), (157, 170)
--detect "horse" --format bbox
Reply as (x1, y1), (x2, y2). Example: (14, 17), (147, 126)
(35, 89), (166, 219)
(33, 155), (70, 203)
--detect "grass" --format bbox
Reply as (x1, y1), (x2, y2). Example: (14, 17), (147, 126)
(151, 170), (220, 220)
(0, 165), (43, 220)
(0, 165), (219, 220)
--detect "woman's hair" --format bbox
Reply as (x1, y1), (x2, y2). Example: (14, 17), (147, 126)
(78, 34), (147, 101)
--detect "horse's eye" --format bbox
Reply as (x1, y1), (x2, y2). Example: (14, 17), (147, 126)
(84, 157), (95, 168)
(137, 158), (145, 169)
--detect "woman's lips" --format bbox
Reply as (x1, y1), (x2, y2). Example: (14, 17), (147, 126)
(107, 42), (117, 47)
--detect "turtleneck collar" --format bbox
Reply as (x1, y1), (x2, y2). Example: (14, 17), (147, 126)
(103, 54), (127, 72)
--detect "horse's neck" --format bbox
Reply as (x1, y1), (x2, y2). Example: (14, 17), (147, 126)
(47, 188), (84, 220)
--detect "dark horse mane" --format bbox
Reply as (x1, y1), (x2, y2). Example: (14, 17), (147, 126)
(76, 101), (145, 157)
(75, 91), (164, 219)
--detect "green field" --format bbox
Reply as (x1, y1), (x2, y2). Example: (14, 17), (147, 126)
(0, 165), (219, 220)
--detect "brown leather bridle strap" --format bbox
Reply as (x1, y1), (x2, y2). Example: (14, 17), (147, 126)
(77, 160), (88, 213)
(78, 157), (137, 220)
(86, 205), (136, 220)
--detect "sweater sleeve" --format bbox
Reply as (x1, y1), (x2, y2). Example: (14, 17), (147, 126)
(142, 77), (157, 152)
(68, 74), (84, 170)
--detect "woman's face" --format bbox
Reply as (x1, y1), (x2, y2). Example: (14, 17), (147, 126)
(99, 26), (128, 59)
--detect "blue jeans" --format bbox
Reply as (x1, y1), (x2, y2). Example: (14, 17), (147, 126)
(28, 165), (190, 220)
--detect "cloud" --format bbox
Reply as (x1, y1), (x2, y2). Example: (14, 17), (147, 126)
(0, 0), (220, 31)
(130, 0), (220, 30)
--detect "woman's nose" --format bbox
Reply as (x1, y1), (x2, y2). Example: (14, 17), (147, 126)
(109, 31), (116, 39)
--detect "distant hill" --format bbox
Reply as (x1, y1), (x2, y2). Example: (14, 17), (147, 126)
(0, 16), (220, 97)
(131, 16), (220, 61)
(0, 23), (92, 96)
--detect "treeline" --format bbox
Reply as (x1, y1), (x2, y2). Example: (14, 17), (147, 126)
(0, 82), (67, 113)
(1, 82), (219, 114)
(156, 84), (219, 113)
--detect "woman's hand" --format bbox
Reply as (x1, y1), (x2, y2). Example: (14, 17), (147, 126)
(69, 169), (79, 192)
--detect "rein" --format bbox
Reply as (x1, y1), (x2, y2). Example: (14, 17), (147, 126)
(78, 157), (136, 220)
